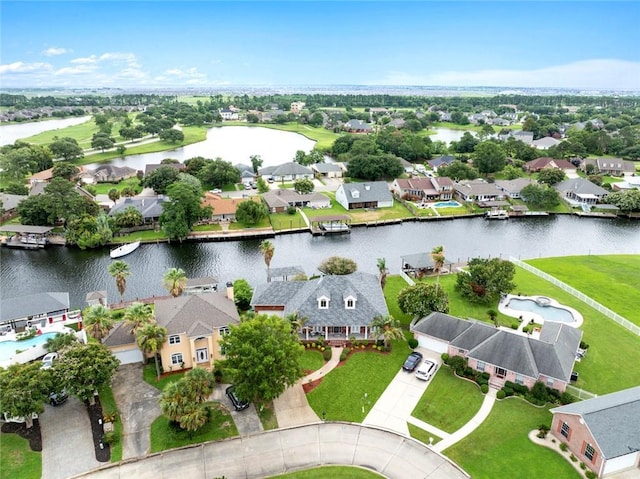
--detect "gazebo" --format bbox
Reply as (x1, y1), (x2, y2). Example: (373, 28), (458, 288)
(401, 251), (451, 278)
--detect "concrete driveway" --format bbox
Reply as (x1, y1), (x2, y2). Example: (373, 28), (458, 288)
(41, 397), (101, 479)
(273, 383), (320, 427)
(363, 348), (441, 436)
(209, 384), (263, 436)
(111, 363), (161, 459)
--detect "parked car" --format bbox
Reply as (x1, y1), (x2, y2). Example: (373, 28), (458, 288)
(225, 385), (249, 411)
(402, 351), (423, 372)
(209, 188), (222, 194)
(49, 389), (68, 406)
(243, 183), (252, 190)
(415, 359), (437, 381)
(41, 352), (59, 370)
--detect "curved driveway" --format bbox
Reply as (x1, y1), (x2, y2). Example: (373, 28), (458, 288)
(70, 422), (469, 479)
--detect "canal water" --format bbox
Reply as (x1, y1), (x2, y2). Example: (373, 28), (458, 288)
(1, 216), (638, 308)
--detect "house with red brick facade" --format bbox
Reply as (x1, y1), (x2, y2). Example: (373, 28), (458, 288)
(391, 177), (454, 202)
(411, 312), (582, 392)
(550, 386), (640, 477)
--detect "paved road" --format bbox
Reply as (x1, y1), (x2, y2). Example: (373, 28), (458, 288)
(41, 397), (101, 479)
(70, 423), (470, 479)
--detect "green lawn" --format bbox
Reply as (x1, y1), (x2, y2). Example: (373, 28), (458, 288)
(300, 349), (325, 373)
(143, 362), (185, 390)
(192, 223), (223, 232)
(92, 177), (142, 195)
(270, 211), (307, 231)
(411, 366), (484, 434)
(306, 341), (411, 422)
(111, 229), (167, 243)
(526, 255), (640, 324)
(149, 401), (238, 453)
(0, 432), (41, 479)
(268, 466), (384, 478)
(253, 123), (342, 150)
(383, 276), (414, 329)
(407, 423), (442, 446)
(97, 385), (123, 462)
(228, 216), (272, 229)
(21, 117), (103, 147)
(445, 399), (580, 479)
(256, 400), (279, 431)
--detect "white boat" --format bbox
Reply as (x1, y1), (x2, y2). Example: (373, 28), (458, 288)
(320, 222), (350, 232)
(109, 241), (141, 259)
(484, 210), (509, 220)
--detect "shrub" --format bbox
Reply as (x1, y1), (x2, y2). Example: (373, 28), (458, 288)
(287, 206), (296, 215)
(560, 392), (576, 405)
(463, 366), (475, 378)
(580, 462), (587, 470)
(510, 324), (518, 330)
(496, 389), (506, 399)
(480, 384), (489, 394)
(531, 382), (549, 402)
(579, 340), (590, 350)
(537, 424), (549, 438)
(448, 356), (466, 375)
(323, 348), (332, 361)
(559, 442), (568, 452)
(570, 454), (577, 462)
(476, 377), (488, 387)
(585, 472), (597, 479)
(503, 387), (514, 397)
(102, 431), (117, 445)
(408, 338), (418, 349)
(481, 372), (490, 380)
(441, 353), (449, 363)
(339, 349), (349, 361)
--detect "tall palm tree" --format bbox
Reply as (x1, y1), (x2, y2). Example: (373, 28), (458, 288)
(44, 332), (78, 353)
(83, 305), (114, 343)
(286, 311), (308, 336)
(136, 322), (168, 380)
(108, 260), (131, 301)
(376, 257), (389, 289)
(259, 240), (275, 282)
(123, 302), (153, 335)
(371, 315), (405, 349)
(163, 267), (187, 297)
(431, 245), (445, 290)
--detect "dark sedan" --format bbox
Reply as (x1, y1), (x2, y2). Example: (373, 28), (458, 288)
(402, 351), (424, 372)
(225, 385), (249, 411)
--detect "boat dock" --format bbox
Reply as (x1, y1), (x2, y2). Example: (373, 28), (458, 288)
(308, 214), (351, 236)
(0, 225), (54, 249)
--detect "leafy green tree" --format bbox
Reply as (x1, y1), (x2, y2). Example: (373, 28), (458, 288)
(123, 302), (154, 335)
(235, 200), (268, 225)
(606, 189), (640, 213)
(113, 206), (143, 227)
(136, 321), (167, 380)
(16, 194), (51, 225)
(49, 137), (84, 161)
(256, 177), (269, 193)
(346, 153), (403, 180)
(160, 368), (215, 432)
(537, 168), (566, 185)
(143, 165), (180, 194)
(0, 147), (35, 181)
(119, 126), (143, 142)
(159, 128), (184, 143)
(160, 180), (210, 241)
(233, 279), (253, 311)
(163, 267), (188, 297)
(45, 332), (78, 353)
(371, 315), (404, 348)
(83, 304), (114, 343)
(259, 240), (275, 282)
(65, 212), (113, 249)
(250, 154), (263, 173)
(455, 257), (516, 304)
(437, 161), (479, 181)
(56, 342), (120, 405)
(108, 260), (131, 300)
(199, 158), (240, 187)
(0, 363), (50, 428)
(474, 141), (507, 174)
(318, 256), (358, 275)
(91, 132), (115, 151)
(502, 164), (523, 180)
(3, 182), (29, 195)
(377, 257), (388, 289)
(520, 184), (561, 209)
(219, 314), (304, 404)
(453, 132), (478, 153)
(397, 282), (449, 318)
(293, 177), (314, 194)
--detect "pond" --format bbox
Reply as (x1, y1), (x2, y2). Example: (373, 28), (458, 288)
(0, 116), (93, 146)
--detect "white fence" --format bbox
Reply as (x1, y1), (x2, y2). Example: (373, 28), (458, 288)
(566, 385), (598, 400)
(509, 257), (640, 337)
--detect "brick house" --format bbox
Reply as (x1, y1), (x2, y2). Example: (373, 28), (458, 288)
(550, 386), (640, 477)
(392, 177), (454, 202)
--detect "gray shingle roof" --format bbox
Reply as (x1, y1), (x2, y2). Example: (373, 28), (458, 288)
(340, 182), (393, 204)
(411, 312), (473, 340)
(154, 292), (240, 337)
(551, 386), (640, 459)
(313, 163), (342, 173)
(259, 162), (313, 177)
(103, 321), (136, 347)
(109, 196), (167, 220)
(554, 178), (608, 197)
(251, 272), (388, 327)
(1, 292), (70, 322)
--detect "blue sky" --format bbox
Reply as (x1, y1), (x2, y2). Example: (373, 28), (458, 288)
(1, 1), (639, 90)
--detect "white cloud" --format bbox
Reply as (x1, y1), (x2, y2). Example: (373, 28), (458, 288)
(70, 55), (98, 64)
(373, 59), (640, 90)
(42, 47), (71, 56)
(163, 67), (206, 79)
(55, 64), (98, 75)
(0, 62), (53, 74)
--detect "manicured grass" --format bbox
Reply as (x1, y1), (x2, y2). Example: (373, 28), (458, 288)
(228, 216), (272, 230)
(306, 341), (411, 422)
(192, 223), (222, 232)
(0, 432), (41, 479)
(97, 385), (123, 462)
(383, 276), (413, 329)
(92, 177), (142, 195)
(299, 349), (325, 373)
(149, 401), (239, 453)
(143, 362), (185, 391)
(270, 211), (307, 231)
(254, 123), (343, 150)
(111, 229), (167, 243)
(445, 399), (580, 479)
(256, 400), (279, 431)
(277, 183), (295, 189)
(268, 466), (384, 478)
(22, 117), (102, 147)
(412, 367), (484, 433)
(347, 201), (414, 223)
(526, 255), (640, 324)
(430, 121), (522, 132)
(407, 423), (442, 446)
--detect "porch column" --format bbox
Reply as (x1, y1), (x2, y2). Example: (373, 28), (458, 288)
(364, 326), (368, 340)
(305, 329), (309, 341)
(345, 327), (349, 340)
(324, 327), (328, 341)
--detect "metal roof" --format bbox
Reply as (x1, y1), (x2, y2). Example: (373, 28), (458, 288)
(0, 225), (54, 234)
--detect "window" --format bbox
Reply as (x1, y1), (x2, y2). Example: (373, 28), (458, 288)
(318, 296), (329, 309)
(561, 422), (570, 438)
(219, 327), (229, 336)
(515, 374), (524, 385)
(171, 353), (183, 365)
(168, 335), (181, 345)
(585, 443), (596, 462)
(546, 377), (555, 387)
(477, 361), (485, 372)
(345, 299), (355, 309)
(495, 367), (507, 378)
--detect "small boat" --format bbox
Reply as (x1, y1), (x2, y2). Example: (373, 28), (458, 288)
(110, 241), (141, 259)
(320, 222), (350, 232)
(484, 210), (509, 220)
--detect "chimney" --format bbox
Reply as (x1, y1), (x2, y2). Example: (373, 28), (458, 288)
(225, 281), (234, 301)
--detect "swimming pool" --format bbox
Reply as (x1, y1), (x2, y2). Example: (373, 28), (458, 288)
(433, 200), (461, 208)
(0, 332), (58, 362)
(507, 298), (575, 323)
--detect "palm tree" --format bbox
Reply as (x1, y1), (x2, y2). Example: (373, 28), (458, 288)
(259, 240), (275, 282)
(376, 257), (389, 289)
(83, 305), (114, 343)
(123, 302), (153, 335)
(163, 267), (187, 297)
(431, 245), (445, 290)
(44, 332), (78, 353)
(286, 311), (308, 336)
(136, 322), (168, 380)
(108, 260), (131, 301)
(371, 315), (405, 349)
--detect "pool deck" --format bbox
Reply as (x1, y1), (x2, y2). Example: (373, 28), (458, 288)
(0, 324), (85, 368)
(498, 294), (584, 330)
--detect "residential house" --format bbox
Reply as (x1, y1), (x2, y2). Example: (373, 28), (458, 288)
(411, 312), (582, 393)
(109, 195), (167, 223)
(499, 130), (534, 145)
(290, 102), (306, 114)
(0, 193), (27, 221)
(85, 291), (107, 307)
(262, 109), (286, 122)
(428, 155), (456, 171)
(250, 272), (389, 342)
(611, 176), (640, 192)
(262, 190), (330, 213)
(554, 178), (609, 205)
(184, 277), (219, 295)
(398, 158), (415, 175)
(343, 119), (373, 133)
(495, 178), (536, 199)
(550, 386), (640, 478)
(28, 168), (55, 185)
(335, 182), (393, 210)
(387, 118), (406, 129)
(144, 163), (185, 176)
(219, 108), (239, 120)
(453, 180), (503, 203)
(201, 192), (261, 222)
(392, 177), (454, 201)
(438, 111), (452, 122)
(258, 162), (313, 182)
(311, 162), (343, 178)
(28, 181), (95, 202)
(103, 322), (142, 365)
(79, 165), (138, 184)
(532, 137), (562, 150)
(524, 157), (576, 175)
(369, 107), (389, 119)
(155, 289), (241, 371)
(583, 158), (635, 177)
(1, 292), (71, 331)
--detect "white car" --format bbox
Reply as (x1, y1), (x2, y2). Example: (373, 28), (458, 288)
(209, 188), (222, 194)
(415, 359), (437, 381)
(41, 352), (59, 370)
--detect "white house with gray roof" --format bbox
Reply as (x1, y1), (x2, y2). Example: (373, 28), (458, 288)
(550, 386), (640, 477)
(411, 312), (582, 392)
(251, 272), (389, 342)
(312, 162), (344, 178)
(335, 182), (393, 210)
(554, 178), (609, 205)
(259, 162), (313, 182)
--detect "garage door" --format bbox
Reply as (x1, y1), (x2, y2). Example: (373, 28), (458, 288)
(416, 334), (448, 354)
(114, 348), (143, 365)
(603, 453), (639, 475)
